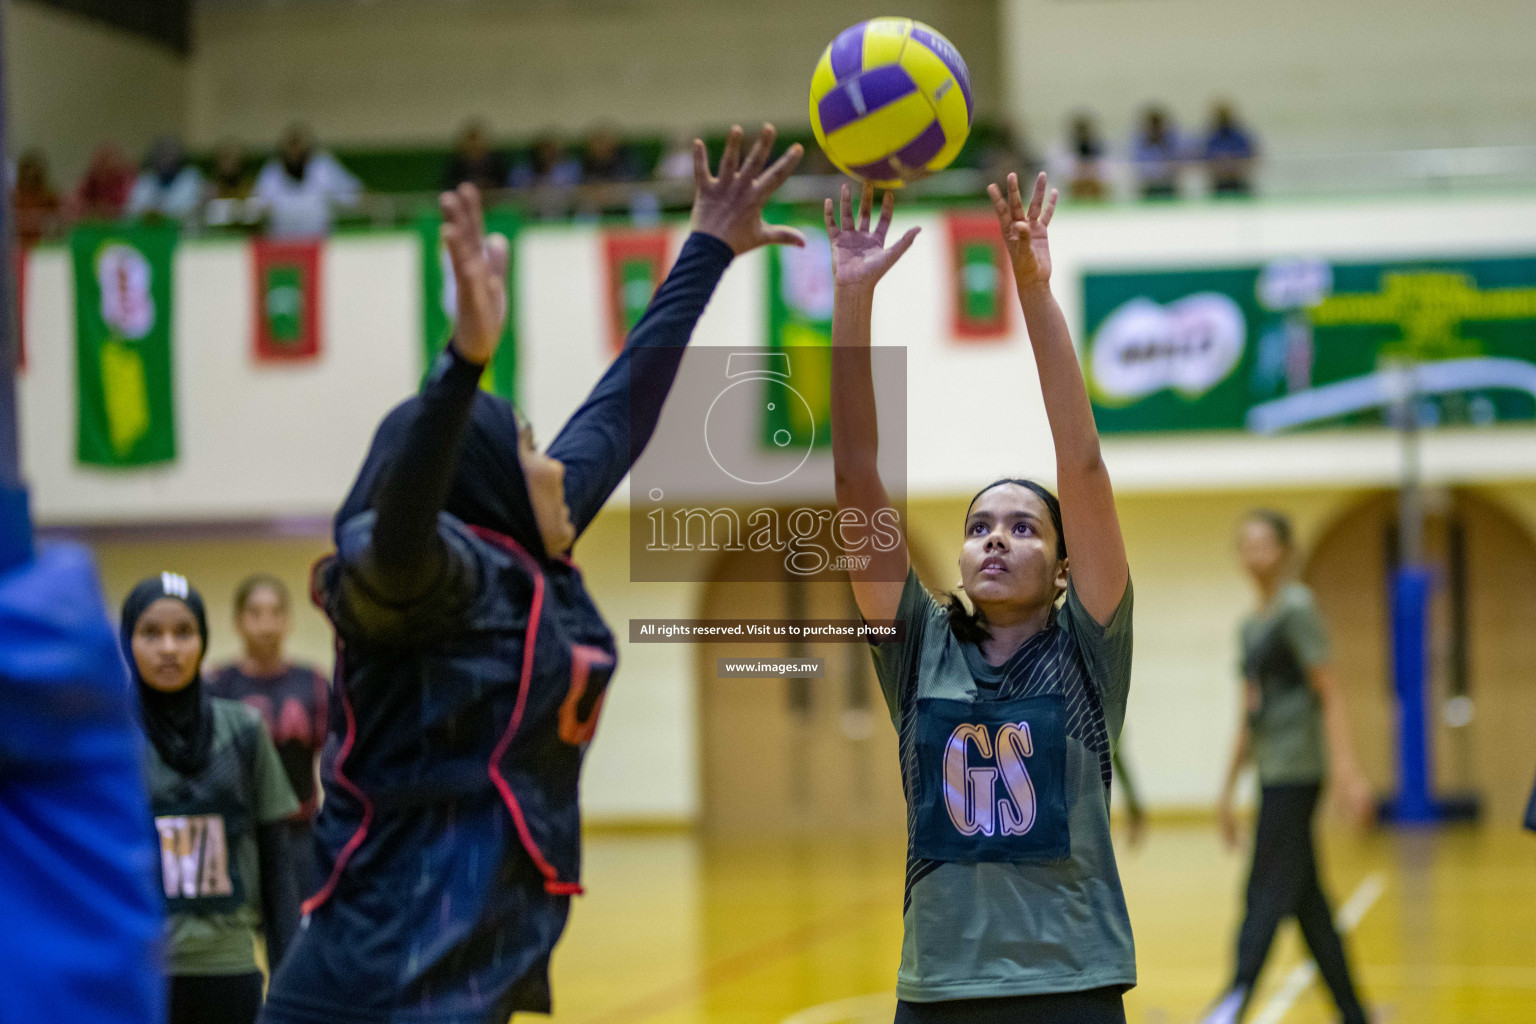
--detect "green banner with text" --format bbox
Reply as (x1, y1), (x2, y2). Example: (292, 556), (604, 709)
(1082, 255), (1536, 434)
(72, 223), (178, 467)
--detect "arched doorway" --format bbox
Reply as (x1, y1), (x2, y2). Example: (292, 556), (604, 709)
(695, 538), (941, 838)
(1303, 489), (1536, 824)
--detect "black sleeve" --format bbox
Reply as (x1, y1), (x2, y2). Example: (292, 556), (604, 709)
(256, 821), (300, 971)
(362, 344), (485, 602)
(546, 232), (734, 541)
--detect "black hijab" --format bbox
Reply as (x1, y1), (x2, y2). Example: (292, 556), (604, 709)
(337, 389), (549, 561)
(121, 573), (212, 776)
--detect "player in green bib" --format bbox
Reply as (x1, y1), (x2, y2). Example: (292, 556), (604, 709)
(826, 173), (1135, 1023)
(122, 573), (301, 1024)
(1200, 512), (1373, 1024)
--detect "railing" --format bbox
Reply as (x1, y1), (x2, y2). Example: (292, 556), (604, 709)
(25, 144), (1536, 242)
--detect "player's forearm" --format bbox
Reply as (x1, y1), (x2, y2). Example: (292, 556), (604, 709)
(1314, 668), (1363, 779)
(830, 286), (883, 496)
(548, 232), (734, 534)
(367, 343), (482, 593)
(1016, 281), (1104, 474)
(1221, 720), (1252, 798)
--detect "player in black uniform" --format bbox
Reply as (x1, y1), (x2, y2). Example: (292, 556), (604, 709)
(260, 124), (803, 1024)
(209, 574), (329, 895)
(124, 572), (301, 1024)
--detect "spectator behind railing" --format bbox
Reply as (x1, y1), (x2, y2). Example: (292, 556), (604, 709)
(126, 136), (205, 224)
(1203, 101), (1259, 197)
(442, 119), (510, 192)
(14, 149), (61, 245)
(980, 123), (1040, 188)
(211, 140), (254, 201)
(1059, 114), (1110, 201)
(253, 124), (362, 238)
(508, 132), (581, 220)
(72, 143), (134, 222)
(1131, 106), (1184, 199)
(654, 130), (697, 183)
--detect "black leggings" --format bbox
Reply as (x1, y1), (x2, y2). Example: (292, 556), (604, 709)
(896, 988), (1126, 1024)
(1230, 783), (1367, 1024)
(170, 972), (265, 1024)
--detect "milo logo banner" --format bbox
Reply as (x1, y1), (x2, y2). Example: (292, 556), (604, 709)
(1082, 256), (1536, 434)
(72, 224), (178, 467)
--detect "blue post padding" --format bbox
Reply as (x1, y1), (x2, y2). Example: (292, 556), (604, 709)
(0, 543), (165, 1024)
(1387, 566), (1437, 824)
(0, 483), (31, 573)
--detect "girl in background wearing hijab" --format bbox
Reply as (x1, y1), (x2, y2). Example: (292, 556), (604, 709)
(124, 573), (301, 1024)
(260, 124), (803, 1024)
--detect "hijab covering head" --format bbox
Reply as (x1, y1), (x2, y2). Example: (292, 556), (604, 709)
(121, 573), (212, 776)
(337, 389), (548, 561)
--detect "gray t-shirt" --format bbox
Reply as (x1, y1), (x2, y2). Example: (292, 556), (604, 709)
(870, 569), (1136, 1001)
(1241, 582), (1329, 785)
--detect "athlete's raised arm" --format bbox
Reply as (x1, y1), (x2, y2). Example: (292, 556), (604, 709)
(549, 124), (805, 543)
(989, 171), (1129, 624)
(827, 184), (920, 624)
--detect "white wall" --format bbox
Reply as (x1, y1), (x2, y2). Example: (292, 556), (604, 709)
(5, 0), (188, 182)
(1002, 0), (1536, 155)
(24, 191), (1536, 524)
(23, 193), (1536, 818)
(187, 0), (1002, 149)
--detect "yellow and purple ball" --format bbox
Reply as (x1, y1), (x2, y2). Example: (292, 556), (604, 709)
(809, 17), (974, 188)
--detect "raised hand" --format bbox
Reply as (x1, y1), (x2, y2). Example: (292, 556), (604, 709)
(988, 171), (1057, 288)
(824, 183), (921, 292)
(440, 183), (509, 365)
(690, 124), (806, 254)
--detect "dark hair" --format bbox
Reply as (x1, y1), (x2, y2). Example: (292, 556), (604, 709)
(234, 573), (289, 615)
(1243, 508), (1293, 550)
(944, 478), (1067, 645)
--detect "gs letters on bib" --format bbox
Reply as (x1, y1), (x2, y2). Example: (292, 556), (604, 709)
(913, 694), (1070, 863)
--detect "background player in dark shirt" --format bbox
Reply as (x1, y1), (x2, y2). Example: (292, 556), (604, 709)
(208, 574), (329, 896)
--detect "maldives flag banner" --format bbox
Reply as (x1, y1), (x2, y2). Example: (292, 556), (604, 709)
(416, 209), (520, 401)
(603, 230), (672, 355)
(71, 223), (178, 467)
(947, 212), (1013, 340)
(252, 240), (322, 361)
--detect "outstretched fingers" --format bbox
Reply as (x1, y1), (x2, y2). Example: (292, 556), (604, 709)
(1040, 186), (1059, 227)
(884, 225), (921, 264)
(739, 124), (775, 183)
(873, 190), (895, 244)
(718, 126), (744, 184)
(824, 197), (839, 238)
(857, 182), (875, 232)
(752, 143), (803, 200)
(763, 224), (807, 248)
(692, 138), (712, 189)
(839, 183), (854, 233)
(1025, 171), (1048, 223)
(987, 181), (1013, 232)
(1007, 172), (1029, 224)
(484, 232), (510, 282)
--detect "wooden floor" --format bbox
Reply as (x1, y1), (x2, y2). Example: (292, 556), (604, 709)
(545, 824), (1536, 1024)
